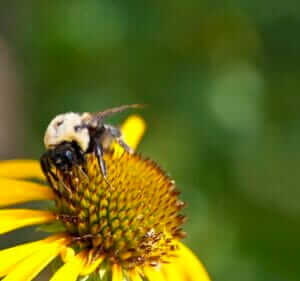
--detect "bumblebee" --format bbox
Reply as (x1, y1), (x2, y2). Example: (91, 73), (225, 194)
(40, 104), (141, 186)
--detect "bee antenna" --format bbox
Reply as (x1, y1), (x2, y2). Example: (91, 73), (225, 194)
(95, 104), (145, 119)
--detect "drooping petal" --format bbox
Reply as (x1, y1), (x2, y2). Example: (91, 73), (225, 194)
(0, 160), (45, 181)
(1, 234), (70, 281)
(112, 264), (123, 281)
(170, 242), (211, 281)
(0, 178), (54, 207)
(0, 209), (56, 234)
(50, 250), (87, 281)
(143, 266), (166, 281)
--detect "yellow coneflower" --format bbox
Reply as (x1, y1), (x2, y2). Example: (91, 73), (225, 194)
(0, 115), (211, 281)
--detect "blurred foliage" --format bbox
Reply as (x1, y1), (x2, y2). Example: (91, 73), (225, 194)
(0, 1), (300, 280)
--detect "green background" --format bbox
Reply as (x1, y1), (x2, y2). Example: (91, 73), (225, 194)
(0, 1), (299, 281)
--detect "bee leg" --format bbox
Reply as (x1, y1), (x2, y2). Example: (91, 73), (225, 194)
(77, 149), (88, 177)
(72, 233), (94, 242)
(40, 153), (58, 186)
(94, 141), (107, 180)
(115, 137), (134, 154)
(95, 143), (112, 188)
(58, 214), (78, 224)
(104, 124), (133, 153)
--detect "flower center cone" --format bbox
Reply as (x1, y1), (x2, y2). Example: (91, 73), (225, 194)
(50, 152), (186, 269)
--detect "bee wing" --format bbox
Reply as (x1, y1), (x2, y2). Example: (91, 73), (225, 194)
(90, 104), (144, 121)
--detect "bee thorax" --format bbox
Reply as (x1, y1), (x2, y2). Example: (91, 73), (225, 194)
(44, 112), (90, 152)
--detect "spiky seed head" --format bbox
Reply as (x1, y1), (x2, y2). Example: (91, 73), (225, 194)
(50, 152), (186, 269)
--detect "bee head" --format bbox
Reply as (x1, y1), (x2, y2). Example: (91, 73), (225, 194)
(49, 142), (78, 172)
(44, 112), (90, 152)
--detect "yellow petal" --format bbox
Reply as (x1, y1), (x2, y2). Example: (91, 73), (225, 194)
(113, 115), (146, 157)
(1, 234), (70, 281)
(0, 178), (54, 207)
(0, 241), (43, 277)
(0, 234), (66, 277)
(112, 264), (123, 281)
(80, 251), (104, 276)
(144, 266), (166, 281)
(161, 262), (184, 281)
(50, 251), (87, 281)
(0, 160), (45, 181)
(0, 209), (56, 234)
(172, 242), (211, 281)
(60, 246), (76, 264)
(128, 269), (143, 281)
(121, 115), (146, 150)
